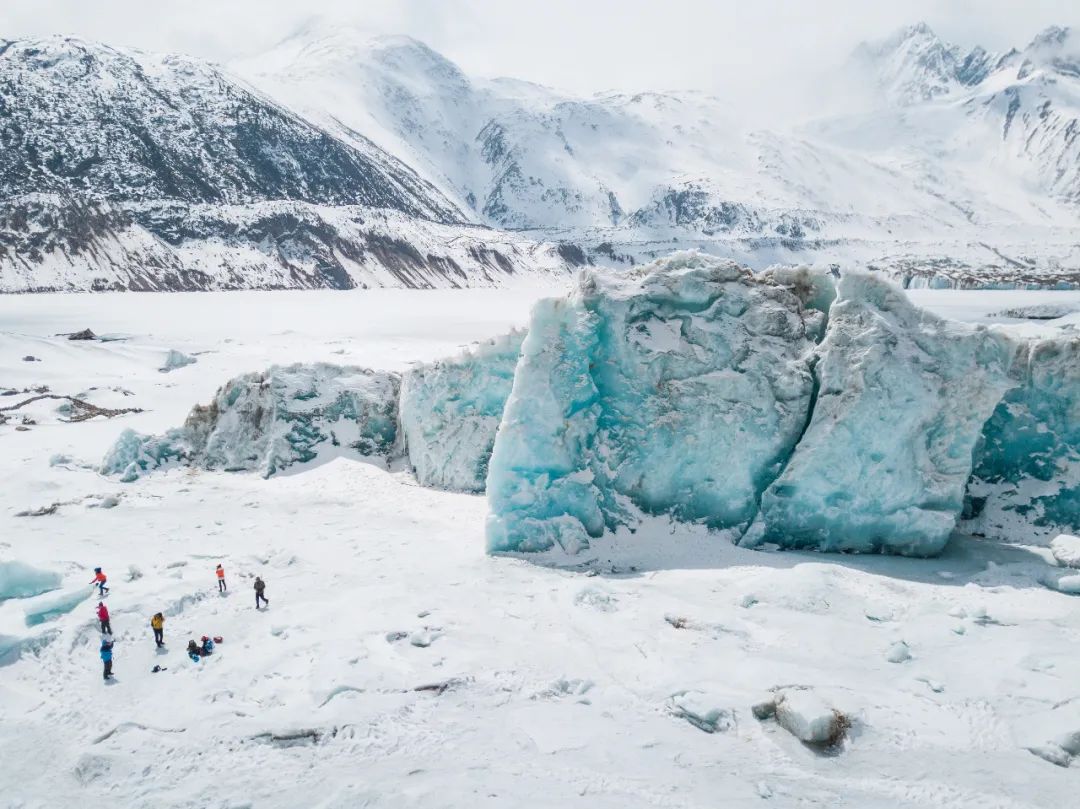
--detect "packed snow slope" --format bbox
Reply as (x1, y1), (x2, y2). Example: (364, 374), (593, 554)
(237, 21), (1080, 289)
(3, 286), (1080, 808)
(0, 36), (574, 291)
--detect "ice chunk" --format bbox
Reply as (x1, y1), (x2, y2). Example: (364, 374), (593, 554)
(100, 427), (190, 481)
(667, 691), (736, 733)
(400, 331), (523, 492)
(102, 364), (400, 479)
(159, 349), (197, 373)
(0, 561), (61, 601)
(752, 272), (1016, 556)
(22, 586), (93, 626)
(486, 253), (826, 554)
(774, 689), (843, 745)
(1050, 535), (1080, 568)
(963, 338), (1080, 543)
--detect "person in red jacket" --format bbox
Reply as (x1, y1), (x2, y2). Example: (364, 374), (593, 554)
(90, 567), (109, 596)
(216, 564), (226, 593)
(97, 601), (112, 635)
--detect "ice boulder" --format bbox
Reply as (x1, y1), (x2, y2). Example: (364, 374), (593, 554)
(773, 689), (845, 746)
(1050, 535), (1080, 568)
(0, 561), (61, 601)
(486, 253), (828, 554)
(962, 337), (1080, 543)
(750, 272), (1016, 556)
(400, 331), (523, 492)
(159, 350), (197, 373)
(102, 364), (400, 479)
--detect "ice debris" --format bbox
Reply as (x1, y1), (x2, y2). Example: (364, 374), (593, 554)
(399, 331), (523, 492)
(486, 253), (826, 554)
(102, 364), (399, 479)
(773, 689), (846, 746)
(1050, 534), (1080, 568)
(159, 350), (197, 373)
(668, 691), (736, 733)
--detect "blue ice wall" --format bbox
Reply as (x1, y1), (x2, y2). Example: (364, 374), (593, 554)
(400, 331), (524, 493)
(964, 337), (1080, 540)
(486, 253), (828, 554)
(748, 273), (1017, 556)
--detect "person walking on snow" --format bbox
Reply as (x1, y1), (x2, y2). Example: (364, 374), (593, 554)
(254, 576), (268, 609)
(97, 601), (112, 635)
(90, 567), (109, 596)
(100, 639), (114, 680)
(150, 612), (165, 647)
(216, 564), (226, 593)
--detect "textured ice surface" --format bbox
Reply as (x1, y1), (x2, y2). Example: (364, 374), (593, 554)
(486, 253), (827, 554)
(103, 364), (399, 479)
(400, 331), (523, 492)
(963, 338), (1080, 542)
(22, 586), (92, 626)
(752, 272), (1016, 556)
(0, 562), (61, 601)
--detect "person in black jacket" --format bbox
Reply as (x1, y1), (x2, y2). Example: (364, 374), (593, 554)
(254, 576), (268, 609)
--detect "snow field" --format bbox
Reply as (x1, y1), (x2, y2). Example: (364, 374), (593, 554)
(2, 285), (1080, 807)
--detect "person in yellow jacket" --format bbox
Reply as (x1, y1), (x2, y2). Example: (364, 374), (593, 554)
(150, 612), (165, 648)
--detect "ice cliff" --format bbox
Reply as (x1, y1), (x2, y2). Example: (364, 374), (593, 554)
(485, 254), (1076, 557)
(485, 255), (828, 554)
(102, 364), (399, 480)
(399, 332), (524, 492)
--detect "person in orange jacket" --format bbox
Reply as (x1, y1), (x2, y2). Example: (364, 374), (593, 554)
(150, 612), (165, 647)
(90, 567), (109, 596)
(216, 564), (226, 593)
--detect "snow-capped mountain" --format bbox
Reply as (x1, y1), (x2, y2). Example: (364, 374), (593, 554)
(234, 21), (1080, 289)
(0, 36), (572, 291)
(2, 23), (1079, 292)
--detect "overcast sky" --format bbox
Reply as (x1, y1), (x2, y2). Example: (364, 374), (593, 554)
(3, 0), (1077, 118)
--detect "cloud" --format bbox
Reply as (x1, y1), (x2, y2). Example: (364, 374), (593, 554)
(2, 0), (1077, 123)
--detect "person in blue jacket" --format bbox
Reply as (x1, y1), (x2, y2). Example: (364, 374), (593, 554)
(100, 640), (114, 680)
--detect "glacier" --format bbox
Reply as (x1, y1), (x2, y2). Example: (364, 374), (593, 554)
(102, 364), (399, 479)
(99, 254), (1076, 557)
(963, 337), (1080, 541)
(749, 273), (1017, 556)
(486, 255), (1077, 557)
(399, 331), (524, 492)
(485, 254), (828, 554)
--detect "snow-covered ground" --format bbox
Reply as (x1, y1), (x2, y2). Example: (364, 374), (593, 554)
(2, 286), (1079, 808)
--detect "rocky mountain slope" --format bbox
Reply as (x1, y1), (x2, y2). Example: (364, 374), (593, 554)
(238, 22), (1080, 289)
(2, 23), (1078, 292)
(0, 36), (570, 291)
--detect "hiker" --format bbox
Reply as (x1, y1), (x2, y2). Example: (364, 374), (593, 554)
(187, 639), (200, 661)
(200, 635), (215, 656)
(150, 612), (164, 647)
(254, 576), (268, 609)
(216, 564), (226, 593)
(100, 639), (114, 680)
(90, 567), (109, 596)
(97, 601), (112, 635)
